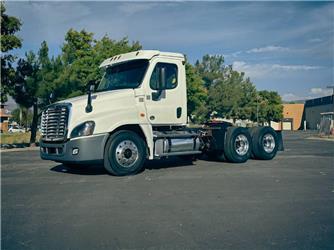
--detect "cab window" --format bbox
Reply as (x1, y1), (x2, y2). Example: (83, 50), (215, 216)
(150, 63), (178, 90)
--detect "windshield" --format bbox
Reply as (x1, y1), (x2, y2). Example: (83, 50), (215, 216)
(97, 59), (149, 92)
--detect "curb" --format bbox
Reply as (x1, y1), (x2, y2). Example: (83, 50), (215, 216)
(0, 147), (40, 153)
(306, 137), (334, 142)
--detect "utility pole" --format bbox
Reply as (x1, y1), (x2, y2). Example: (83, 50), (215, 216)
(19, 107), (22, 127)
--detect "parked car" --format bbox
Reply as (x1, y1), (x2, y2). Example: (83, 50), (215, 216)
(8, 125), (25, 133)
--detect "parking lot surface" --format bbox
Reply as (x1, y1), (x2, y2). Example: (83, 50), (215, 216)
(2, 131), (334, 249)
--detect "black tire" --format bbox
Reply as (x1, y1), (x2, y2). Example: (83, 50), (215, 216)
(249, 126), (278, 160)
(223, 127), (252, 163)
(104, 130), (146, 176)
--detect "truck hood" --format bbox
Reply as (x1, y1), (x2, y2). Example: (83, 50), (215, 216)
(57, 89), (133, 108)
(56, 89), (138, 135)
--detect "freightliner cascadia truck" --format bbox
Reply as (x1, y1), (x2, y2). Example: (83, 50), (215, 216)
(40, 50), (283, 176)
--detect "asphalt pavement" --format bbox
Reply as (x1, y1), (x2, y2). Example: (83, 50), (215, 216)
(1, 131), (334, 250)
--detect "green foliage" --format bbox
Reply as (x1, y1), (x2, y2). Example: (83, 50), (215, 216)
(9, 24), (283, 127)
(1, 3), (22, 103)
(48, 29), (142, 100)
(195, 54), (226, 88)
(13, 42), (54, 144)
(195, 54), (258, 122)
(185, 63), (208, 123)
(193, 54), (283, 124)
(10, 107), (33, 128)
(208, 71), (257, 121)
(257, 90), (283, 123)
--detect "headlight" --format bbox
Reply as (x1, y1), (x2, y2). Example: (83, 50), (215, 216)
(70, 121), (95, 138)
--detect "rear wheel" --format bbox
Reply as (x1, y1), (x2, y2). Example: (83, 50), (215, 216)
(104, 130), (146, 176)
(249, 127), (278, 160)
(223, 127), (252, 163)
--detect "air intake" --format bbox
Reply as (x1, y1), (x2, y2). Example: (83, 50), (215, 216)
(41, 104), (70, 142)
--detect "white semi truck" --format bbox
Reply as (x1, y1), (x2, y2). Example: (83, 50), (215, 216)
(40, 50), (283, 176)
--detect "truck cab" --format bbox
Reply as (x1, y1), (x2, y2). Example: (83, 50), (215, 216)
(40, 50), (282, 176)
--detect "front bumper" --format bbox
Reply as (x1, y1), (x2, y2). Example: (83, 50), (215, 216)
(40, 133), (109, 164)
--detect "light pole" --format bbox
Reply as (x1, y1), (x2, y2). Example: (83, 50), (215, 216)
(327, 85), (334, 95)
(256, 94), (259, 125)
(327, 85), (334, 112)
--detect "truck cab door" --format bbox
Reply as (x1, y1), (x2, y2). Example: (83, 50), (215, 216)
(144, 58), (187, 125)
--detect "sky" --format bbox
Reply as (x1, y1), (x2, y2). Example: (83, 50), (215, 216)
(5, 1), (334, 102)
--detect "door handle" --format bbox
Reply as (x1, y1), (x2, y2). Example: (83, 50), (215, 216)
(176, 107), (182, 118)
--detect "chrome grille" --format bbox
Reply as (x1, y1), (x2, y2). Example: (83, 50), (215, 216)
(41, 105), (70, 141)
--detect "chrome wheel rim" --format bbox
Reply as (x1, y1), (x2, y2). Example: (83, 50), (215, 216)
(262, 134), (275, 153)
(115, 140), (139, 168)
(234, 134), (249, 156)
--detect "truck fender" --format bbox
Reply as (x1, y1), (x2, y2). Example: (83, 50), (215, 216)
(106, 123), (154, 160)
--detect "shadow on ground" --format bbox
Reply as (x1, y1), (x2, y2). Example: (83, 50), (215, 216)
(50, 164), (107, 175)
(50, 156), (197, 175)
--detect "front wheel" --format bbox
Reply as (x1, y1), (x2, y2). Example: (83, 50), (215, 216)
(104, 130), (146, 176)
(223, 127), (252, 163)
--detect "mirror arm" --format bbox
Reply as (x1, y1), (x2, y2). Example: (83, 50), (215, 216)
(152, 89), (162, 101)
(85, 83), (95, 113)
(85, 91), (93, 113)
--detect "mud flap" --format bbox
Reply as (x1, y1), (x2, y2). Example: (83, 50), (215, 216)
(276, 130), (284, 151)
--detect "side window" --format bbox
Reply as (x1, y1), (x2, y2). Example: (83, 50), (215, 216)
(150, 63), (178, 90)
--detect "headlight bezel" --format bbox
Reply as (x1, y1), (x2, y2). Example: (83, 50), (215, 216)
(70, 121), (95, 139)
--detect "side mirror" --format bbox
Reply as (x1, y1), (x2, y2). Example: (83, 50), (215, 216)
(87, 80), (97, 93)
(86, 80), (97, 113)
(152, 67), (166, 101)
(49, 92), (55, 104)
(158, 67), (166, 90)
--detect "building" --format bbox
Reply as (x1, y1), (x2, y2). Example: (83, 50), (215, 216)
(281, 104), (305, 130)
(0, 104), (12, 133)
(304, 95), (334, 130)
(270, 104), (304, 131)
(270, 95), (333, 132)
(320, 112), (334, 135)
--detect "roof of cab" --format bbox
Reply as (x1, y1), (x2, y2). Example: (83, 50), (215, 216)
(99, 50), (185, 68)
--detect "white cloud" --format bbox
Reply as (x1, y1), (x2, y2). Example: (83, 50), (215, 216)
(232, 61), (322, 79)
(246, 45), (289, 53)
(281, 93), (306, 102)
(271, 64), (321, 71)
(308, 38), (322, 43)
(226, 45), (290, 58)
(282, 87), (332, 102)
(118, 3), (159, 16)
(224, 51), (242, 58)
(309, 87), (332, 96)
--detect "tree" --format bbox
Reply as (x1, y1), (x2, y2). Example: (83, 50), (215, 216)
(1, 3), (22, 103)
(50, 29), (142, 101)
(208, 71), (257, 121)
(185, 63), (208, 123)
(10, 106), (33, 129)
(13, 51), (40, 144)
(195, 54), (226, 88)
(257, 90), (283, 124)
(195, 54), (258, 122)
